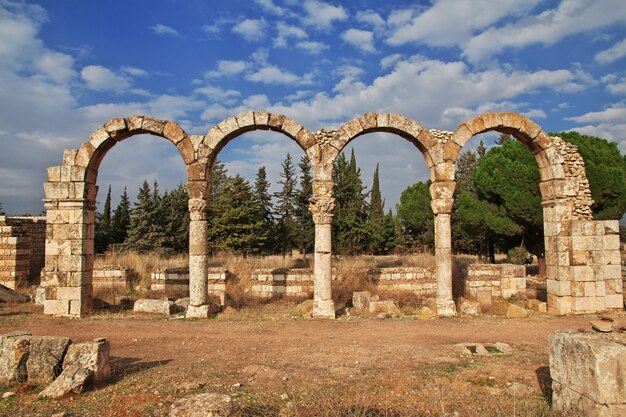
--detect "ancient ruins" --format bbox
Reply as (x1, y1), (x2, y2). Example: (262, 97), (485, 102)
(37, 112), (623, 318)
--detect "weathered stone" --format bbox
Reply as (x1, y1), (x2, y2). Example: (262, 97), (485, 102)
(526, 299), (547, 313)
(63, 338), (111, 384)
(186, 303), (220, 319)
(0, 284), (30, 303)
(296, 299), (314, 317)
(38, 365), (91, 398)
(169, 393), (236, 417)
(459, 299), (480, 316)
(352, 291), (371, 311)
(27, 336), (71, 385)
(549, 330), (626, 416)
(418, 306), (436, 320)
(590, 318), (614, 333)
(133, 299), (175, 315)
(506, 304), (529, 318)
(0, 331), (31, 385)
(369, 300), (401, 317)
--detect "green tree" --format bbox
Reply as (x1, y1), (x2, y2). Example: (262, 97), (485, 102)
(161, 184), (189, 253)
(208, 175), (266, 255)
(111, 187), (131, 245)
(294, 156), (315, 255)
(366, 164), (386, 254)
(382, 209), (397, 253)
(332, 150), (369, 255)
(94, 186), (112, 253)
(124, 180), (166, 252)
(555, 131), (626, 220)
(274, 154), (298, 256)
(253, 166), (275, 254)
(396, 181), (434, 251)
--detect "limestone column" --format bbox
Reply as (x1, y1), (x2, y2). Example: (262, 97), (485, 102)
(432, 197), (456, 317)
(186, 198), (209, 318)
(310, 194), (336, 319)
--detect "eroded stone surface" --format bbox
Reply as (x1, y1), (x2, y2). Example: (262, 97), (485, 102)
(134, 299), (175, 315)
(63, 338), (111, 384)
(169, 393), (236, 417)
(27, 336), (71, 385)
(38, 365), (91, 399)
(0, 331), (31, 385)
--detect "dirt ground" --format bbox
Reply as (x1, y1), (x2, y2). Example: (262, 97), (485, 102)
(0, 302), (621, 417)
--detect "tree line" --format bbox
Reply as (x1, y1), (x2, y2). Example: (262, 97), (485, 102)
(95, 131), (626, 265)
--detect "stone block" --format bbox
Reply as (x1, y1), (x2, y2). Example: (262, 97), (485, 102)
(27, 336), (71, 385)
(548, 294), (571, 315)
(163, 122), (186, 143)
(549, 330), (626, 416)
(459, 299), (480, 315)
(506, 304), (529, 318)
(63, 338), (111, 384)
(476, 290), (492, 307)
(572, 265), (595, 282)
(134, 299), (175, 315)
(44, 299), (70, 316)
(352, 291), (371, 311)
(571, 296), (596, 313)
(38, 365), (91, 399)
(605, 294), (624, 309)
(170, 393), (236, 417)
(0, 331), (31, 385)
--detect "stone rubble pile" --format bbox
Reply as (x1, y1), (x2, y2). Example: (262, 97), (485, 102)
(0, 331), (110, 398)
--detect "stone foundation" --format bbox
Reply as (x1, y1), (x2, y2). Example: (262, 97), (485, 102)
(366, 267), (436, 296)
(0, 215), (46, 289)
(250, 268), (339, 299)
(465, 264), (527, 306)
(92, 265), (137, 291)
(151, 267), (228, 303)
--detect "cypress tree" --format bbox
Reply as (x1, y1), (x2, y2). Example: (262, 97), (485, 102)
(111, 187), (131, 245)
(94, 186), (112, 253)
(274, 153), (298, 256)
(294, 156), (314, 255)
(161, 184), (189, 253)
(253, 166), (275, 254)
(383, 209), (397, 253)
(367, 164), (386, 254)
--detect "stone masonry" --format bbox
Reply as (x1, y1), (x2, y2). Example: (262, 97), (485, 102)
(0, 215), (46, 289)
(92, 265), (137, 292)
(151, 267), (229, 304)
(250, 268), (339, 299)
(366, 267), (436, 296)
(465, 264), (527, 306)
(40, 111), (623, 319)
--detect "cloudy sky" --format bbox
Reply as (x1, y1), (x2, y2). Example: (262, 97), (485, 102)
(0, 0), (625, 215)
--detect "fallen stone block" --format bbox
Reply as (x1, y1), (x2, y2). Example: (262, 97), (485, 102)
(38, 365), (91, 399)
(27, 336), (71, 385)
(418, 306), (436, 320)
(0, 284), (30, 303)
(506, 304), (529, 318)
(369, 300), (401, 316)
(590, 318), (614, 333)
(352, 291), (371, 311)
(459, 299), (481, 316)
(525, 299), (547, 313)
(0, 331), (31, 385)
(296, 299), (314, 317)
(549, 330), (626, 417)
(133, 298), (175, 315)
(63, 338), (111, 384)
(170, 393), (236, 417)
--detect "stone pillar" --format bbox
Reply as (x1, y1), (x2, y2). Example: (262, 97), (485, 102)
(310, 193), (336, 319)
(186, 198), (210, 318)
(431, 196), (456, 317)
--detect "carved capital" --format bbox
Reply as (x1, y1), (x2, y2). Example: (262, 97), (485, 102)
(188, 198), (208, 221)
(309, 196), (335, 224)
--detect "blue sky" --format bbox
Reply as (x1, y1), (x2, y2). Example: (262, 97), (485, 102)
(1, 0), (625, 215)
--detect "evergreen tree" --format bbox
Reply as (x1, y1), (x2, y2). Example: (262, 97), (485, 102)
(382, 209), (397, 253)
(294, 156), (315, 255)
(111, 187), (131, 245)
(332, 150), (369, 255)
(274, 154), (298, 256)
(208, 175), (266, 255)
(124, 180), (166, 252)
(94, 186), (112, 253)
(396, 181), (434, 251)
(0, 201), (4, 215)
(207, 161), (230, 252)
(161, 184), (189, 253)
(253, 166), (275, 254)
(366, 164), (386, 254)
(476, 139), (487, 158)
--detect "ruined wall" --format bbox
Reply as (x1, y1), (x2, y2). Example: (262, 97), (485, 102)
(92, 265), (137, 291)
(151, 267), (228, 303)
(0, 216), (46, 289)
(366, 267), (436, 296)
(465, 264), (526, 306)
(250, 268), (340, 299)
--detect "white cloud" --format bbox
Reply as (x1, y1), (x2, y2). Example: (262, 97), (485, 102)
(567, 105), (626, 124)
(194, 85), (241, 104)
(274, 22), (307, 47)
(342, 29), (376, 53)
(296, 40), (328, 54)
(380, 53), (403, 69)
(356, 10), (385, 30)
(204, 60), (248, 78)
(122, 66), (149, 77)
(246, 65), (301, 85)
(463, 0), (626, 64)
(254, 0), (290, 16)
(150, 23), (181, 37)
(81, 65), (130, 91)
(232, 18), (267, 41)
(595, 39), (626, 64)
(607, 77), (626, 95)
(301, 0), (348, 29)
(387, 0), (541, 47)
(523, 109), (546, 119)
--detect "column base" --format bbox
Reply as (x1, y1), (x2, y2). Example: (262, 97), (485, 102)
(313, 300), (335, 319)
(436, 299), (457, 317)
(186, 304), (211, 319)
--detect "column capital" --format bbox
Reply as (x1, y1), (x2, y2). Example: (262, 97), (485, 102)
(431, 198), (454, 215)
(188, 198), (208, 221)
(309, 196), (335, 225)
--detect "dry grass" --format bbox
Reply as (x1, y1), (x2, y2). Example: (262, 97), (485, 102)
(95, 251), (188, 287)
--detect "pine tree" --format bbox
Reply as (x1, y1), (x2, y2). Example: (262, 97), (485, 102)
(274, 154), (298, 256)
(253, 166), (275, 254)
(161, 184), (189, 253)
(382, 209), (397, 253)
(124, 180), (166, 252)
(294, 156), (314, 255)
(476, 139), (486, 158)
(94, 186), (112, 253)
(207, 161), (230, 252)
(366, 164), (386, 254)
(396, 181), (434, 252)
(111, 187), (131, 245)
(208, 175), (266, 255)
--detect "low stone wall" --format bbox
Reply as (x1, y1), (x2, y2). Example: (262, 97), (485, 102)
(0, 215), (46, 289)
(250, 268), (339, 299)
(151, 267), (229, 303)
(465, 264), (526, 305)
(92, 265), (137, 291)
(366, 267), (436, 296)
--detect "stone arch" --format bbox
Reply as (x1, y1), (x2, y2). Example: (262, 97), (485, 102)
(41, 115), (201, 317)
(448, 112), (621, 315)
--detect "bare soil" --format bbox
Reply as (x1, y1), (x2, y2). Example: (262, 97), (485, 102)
(1, 302), (621, 417)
